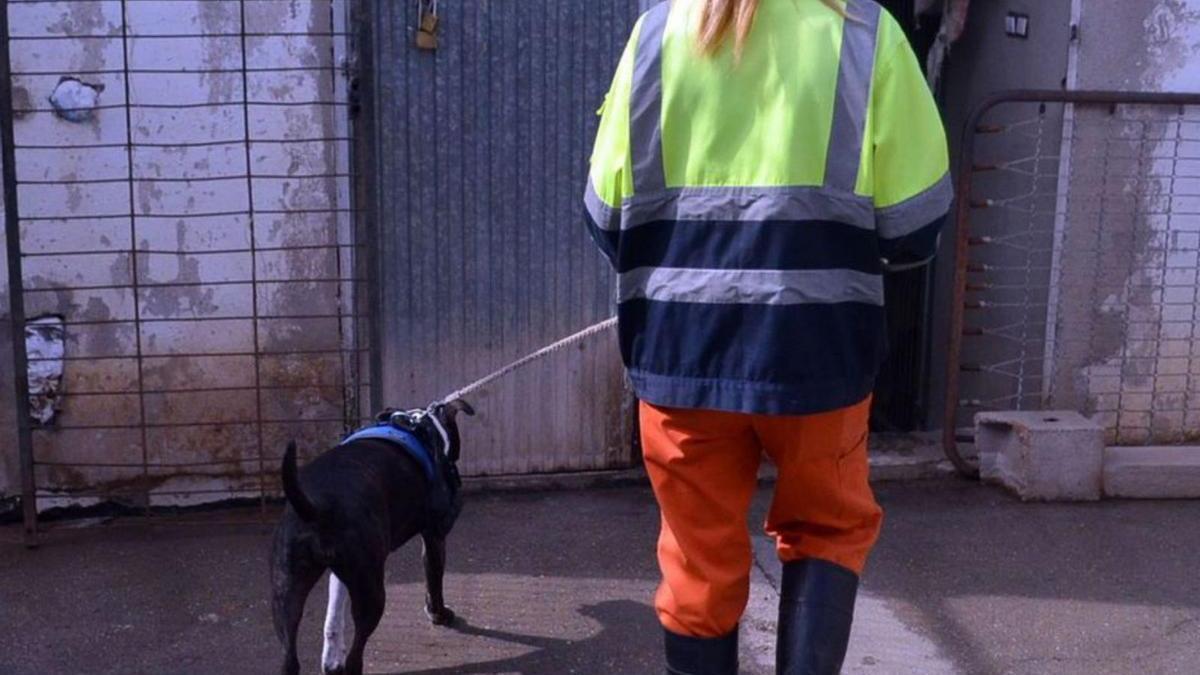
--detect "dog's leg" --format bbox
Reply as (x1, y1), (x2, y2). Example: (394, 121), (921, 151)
(321, 573), (351, 674)
(271, 554), (324, 675)
(342, 568), (386, 675)
(422, 532), (456, 626)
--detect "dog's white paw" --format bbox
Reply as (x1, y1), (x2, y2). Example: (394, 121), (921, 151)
(322, 628), (348, 673)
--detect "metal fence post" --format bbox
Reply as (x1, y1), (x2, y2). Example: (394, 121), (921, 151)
(357, 0), (383, 417)
(0, 0), (39, 547)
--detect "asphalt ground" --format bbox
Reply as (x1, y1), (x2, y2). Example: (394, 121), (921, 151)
(2, 479), (1196, 674)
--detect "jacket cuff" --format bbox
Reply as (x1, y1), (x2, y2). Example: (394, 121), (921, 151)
(585, 177), (621, 233)
(876, 172), (953, 240)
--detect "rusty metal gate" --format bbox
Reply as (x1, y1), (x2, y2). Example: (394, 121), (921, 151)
(363, 1), (641, 476)
(944, 90), (1200, 475)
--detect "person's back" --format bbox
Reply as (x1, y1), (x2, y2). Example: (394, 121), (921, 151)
(588, 0), (949, 414)
(585, 1), (950, 673)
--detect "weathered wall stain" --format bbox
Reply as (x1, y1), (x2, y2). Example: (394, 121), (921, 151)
(138, 222), (220, 319)
(199, 1), (241, 105)
(7, 1), (355, 503)
(45, 1), (115, 67)
(1143, 1), (1200, 88)
(1053, 0), (1200, 444)
(10, 85), (31, 120)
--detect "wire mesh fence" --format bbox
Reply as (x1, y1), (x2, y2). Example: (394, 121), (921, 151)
(946, 91), (1200, 472)
(2, 0), (368, 530)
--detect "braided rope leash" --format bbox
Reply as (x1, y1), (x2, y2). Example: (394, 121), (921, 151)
(439, 316), (618, 405)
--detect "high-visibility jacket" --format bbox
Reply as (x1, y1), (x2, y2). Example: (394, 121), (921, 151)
(585, 0), (952, 416)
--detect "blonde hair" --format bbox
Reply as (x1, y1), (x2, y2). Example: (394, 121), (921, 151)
(696, 0), (848, 58)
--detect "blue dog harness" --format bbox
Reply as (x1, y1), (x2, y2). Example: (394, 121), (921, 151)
(340, 424), (437, 483)
(339, 413), (463, 537)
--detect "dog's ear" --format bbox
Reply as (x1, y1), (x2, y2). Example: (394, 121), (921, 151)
(445, 398), (475, 421)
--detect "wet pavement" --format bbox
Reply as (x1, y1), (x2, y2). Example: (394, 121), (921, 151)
(1, 479), (1197, 674)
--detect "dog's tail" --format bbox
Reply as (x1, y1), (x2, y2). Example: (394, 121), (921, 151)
(282, 441), (319, 523)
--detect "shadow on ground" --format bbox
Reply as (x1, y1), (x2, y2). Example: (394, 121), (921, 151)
(0, 487), (664, 675)
(384, 600), (658, 674)
(2, 479), (1198, 674)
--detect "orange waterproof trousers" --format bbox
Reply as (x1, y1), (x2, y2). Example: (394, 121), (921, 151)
(640, 397), (883, 638)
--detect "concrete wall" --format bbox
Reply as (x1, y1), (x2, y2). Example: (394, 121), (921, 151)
(1076, 0), (1200, 92)
(1048, 0), (1200, 443)
(6, 0), (355, 506)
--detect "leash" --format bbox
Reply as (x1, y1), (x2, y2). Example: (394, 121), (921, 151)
(380, 317), (618, 432)
(438, 316), (618, 405)
(361, 314), (618, 503)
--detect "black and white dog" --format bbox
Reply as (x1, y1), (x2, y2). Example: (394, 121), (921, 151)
(270, 399), (474, 675)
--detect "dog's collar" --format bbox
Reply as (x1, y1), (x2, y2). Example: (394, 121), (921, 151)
(388, 407), (453, 463)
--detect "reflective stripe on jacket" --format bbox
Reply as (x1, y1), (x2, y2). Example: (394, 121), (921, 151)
(585, 0), (952, 415)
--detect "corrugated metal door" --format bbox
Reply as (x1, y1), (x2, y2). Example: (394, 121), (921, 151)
(368, 2), (641, 475)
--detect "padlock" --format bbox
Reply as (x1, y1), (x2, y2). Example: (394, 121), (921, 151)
(416, 29), (438, 50)
(416, 5), (439, 51)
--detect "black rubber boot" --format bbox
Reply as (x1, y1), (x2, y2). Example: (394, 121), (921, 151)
(664, 627), (739, 675)
(776, 559), (859, 675)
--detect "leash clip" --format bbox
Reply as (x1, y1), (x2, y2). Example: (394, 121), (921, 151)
(387, 409), (422, 431)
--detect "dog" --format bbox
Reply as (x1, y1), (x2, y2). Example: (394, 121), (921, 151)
(270, 399), (474, 675)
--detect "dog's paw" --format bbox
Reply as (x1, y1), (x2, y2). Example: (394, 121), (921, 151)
(424, 605), (457, 626)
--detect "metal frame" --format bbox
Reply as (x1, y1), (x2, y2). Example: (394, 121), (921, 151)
(943, 89), (1200, 478)
(356, 0), (384, 415)
(0, 0), (38, 547)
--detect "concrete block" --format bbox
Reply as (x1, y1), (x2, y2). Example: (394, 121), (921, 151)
(975, 411), (1105, 501)
(1104, 446), (1200, 499)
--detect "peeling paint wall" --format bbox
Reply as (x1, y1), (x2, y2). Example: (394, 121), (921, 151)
(7, 0), (356, 506)
(1076, 0), (1200, 92)
(1049, 0), (1200, 443)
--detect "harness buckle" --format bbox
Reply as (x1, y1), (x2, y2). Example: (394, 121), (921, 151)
(388, 409), (421, 431)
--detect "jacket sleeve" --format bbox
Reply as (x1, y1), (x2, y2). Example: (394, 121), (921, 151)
(584, 20), (641, 269)
(869, 22), (953, 271)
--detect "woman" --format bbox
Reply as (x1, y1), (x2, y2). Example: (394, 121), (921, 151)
(584, 0), (951, 673)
